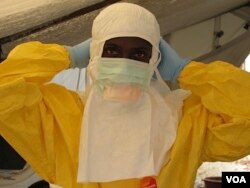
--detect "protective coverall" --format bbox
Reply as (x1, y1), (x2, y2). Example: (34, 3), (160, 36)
(0, 41), (250, 188)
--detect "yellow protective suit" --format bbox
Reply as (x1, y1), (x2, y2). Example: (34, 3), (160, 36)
(0, 41), (250, 188)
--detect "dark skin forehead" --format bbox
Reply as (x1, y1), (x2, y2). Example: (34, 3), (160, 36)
(102, 37), (152, 63)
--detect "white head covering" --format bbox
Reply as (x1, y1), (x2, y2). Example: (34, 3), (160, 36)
(77, 3), (189, 183)
(90, 2), (160, 66)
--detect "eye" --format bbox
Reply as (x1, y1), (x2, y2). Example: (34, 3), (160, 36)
(131, 49), (151, 63)
(133, 50), (146, 58)
(102, 46), (121, 57)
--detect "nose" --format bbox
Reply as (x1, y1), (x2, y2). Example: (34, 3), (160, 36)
(121, 50), (131, 59)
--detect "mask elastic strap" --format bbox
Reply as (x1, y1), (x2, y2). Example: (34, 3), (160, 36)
(152, 49), (171, 96)
(150, 46), (171, 95)
(154, 68), (170, 93)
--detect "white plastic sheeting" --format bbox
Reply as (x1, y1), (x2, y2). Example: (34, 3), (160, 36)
(1, 0), (249, 62)
(1, 0), (249, 38)
(0, 0), (103, 38)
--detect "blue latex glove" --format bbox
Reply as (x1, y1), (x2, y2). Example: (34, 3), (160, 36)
(66, 38), (190, 82)
(65, 38), (91, 69)
(158, 38), (190, 82)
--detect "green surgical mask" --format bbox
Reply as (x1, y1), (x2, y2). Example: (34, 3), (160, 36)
(92, 58), (154, 102)
(96, 58), (154, 89)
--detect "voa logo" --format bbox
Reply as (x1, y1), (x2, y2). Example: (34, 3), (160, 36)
(226, 176), (247, 184)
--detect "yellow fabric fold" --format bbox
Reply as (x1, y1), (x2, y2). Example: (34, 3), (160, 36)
(0, 43), (250, 188)
(0, 41), (70, 85)
(179, 61), (250, 162)
(179, 61), (250, 117)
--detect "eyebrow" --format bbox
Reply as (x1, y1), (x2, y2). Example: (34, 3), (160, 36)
(133, 46), (151, 51)
(104, 43), (151, 51)
(103, 43), (121, 49)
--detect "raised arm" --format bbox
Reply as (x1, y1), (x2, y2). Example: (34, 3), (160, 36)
(0, 41), (71, 84)
(179, 61), (250, 162)
(0, 41), (83, 186)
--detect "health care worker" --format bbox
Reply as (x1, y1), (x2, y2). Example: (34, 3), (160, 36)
(0, 2), (250, 188)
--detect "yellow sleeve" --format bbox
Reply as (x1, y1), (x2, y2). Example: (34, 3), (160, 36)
(0, 41), (70, 84)
(179, 61), (250, 161)
(0, 78), (55, 181)
(0, 41), (75, 183)
(0, 79), (85, 187)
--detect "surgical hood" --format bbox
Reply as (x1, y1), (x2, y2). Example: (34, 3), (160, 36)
(90, 3), (161, 65)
